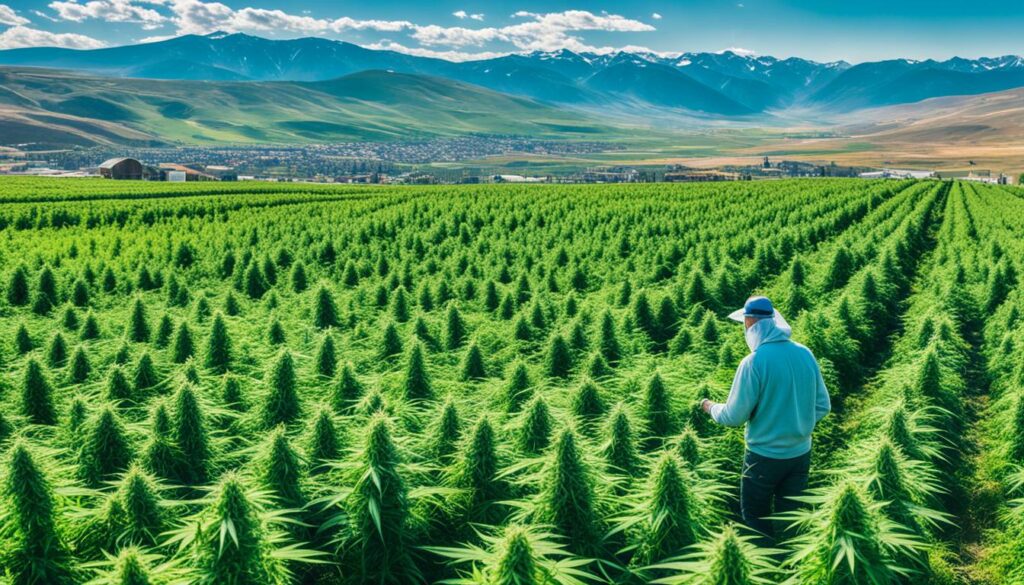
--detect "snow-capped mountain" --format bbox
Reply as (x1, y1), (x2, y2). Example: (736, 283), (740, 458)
(0, 32), (1022, 116)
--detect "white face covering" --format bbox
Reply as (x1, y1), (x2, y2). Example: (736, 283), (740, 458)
(744, 311), (792, 352)
(745, 320), (763, 351)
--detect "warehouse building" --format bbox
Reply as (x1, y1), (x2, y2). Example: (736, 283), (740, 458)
(98, 157), (144, 180)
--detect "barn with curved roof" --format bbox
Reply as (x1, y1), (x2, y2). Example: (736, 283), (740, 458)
(99, 157), (144, 180)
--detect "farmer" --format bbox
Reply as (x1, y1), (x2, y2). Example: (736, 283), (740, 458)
(701, 295), (831, 546)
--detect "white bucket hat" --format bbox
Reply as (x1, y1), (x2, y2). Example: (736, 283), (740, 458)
(727, 295), (792, 335)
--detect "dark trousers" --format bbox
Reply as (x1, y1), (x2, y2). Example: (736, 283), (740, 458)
(741, 450), (811, 547)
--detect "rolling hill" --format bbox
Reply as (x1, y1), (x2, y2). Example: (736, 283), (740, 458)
(745, 87), (1024, 174)
(0, 67), (609, 147)
(837, 86), (1024, 145)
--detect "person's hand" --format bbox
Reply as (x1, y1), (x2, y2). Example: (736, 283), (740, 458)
(701, 399), (714, 415)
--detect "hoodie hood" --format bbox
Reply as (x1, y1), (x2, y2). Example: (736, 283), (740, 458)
(745, 315), (791, 351)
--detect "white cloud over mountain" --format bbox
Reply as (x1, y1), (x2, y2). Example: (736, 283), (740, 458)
(410, 9), (657, 53)
(366, 39), (506, 62)
(717, 46), (756, 56)
(48, 0), (164, 29)
(145, 0), (413, 36)
(2, 1), (660, 57)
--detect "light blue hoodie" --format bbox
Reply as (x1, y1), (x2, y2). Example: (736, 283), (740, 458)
(710, 317), (831, 459)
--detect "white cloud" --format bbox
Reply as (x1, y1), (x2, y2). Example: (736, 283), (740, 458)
(48, 0), (165, 28)
(165, 0), (232, 34)
(137, 33), (175, 43)
(229, 7), (327, 31)
(411, 24), (504, 47)
(717, 46), (756, 56)
(367, 39), (505, 62)
(452, 10), (483, 21)
(217, 9), (411, 34)
(617, 44), (681, 58)
(32, 9), (60, 21)
(153, 0), (410, 36)
(510, 10), (654, 33)
(651, 12), (662, 20)
(329, 17), (411, 33)
(28, 2), (662, 61)
(0, 25), (106, 48)
(411, 9), (656, 53)
(503, 10), (655, 52)
(0, 4), (30, 25)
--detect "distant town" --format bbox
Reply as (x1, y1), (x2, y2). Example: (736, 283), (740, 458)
(0, 137), (1016, 185)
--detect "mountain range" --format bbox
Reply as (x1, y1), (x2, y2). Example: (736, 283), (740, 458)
(1, 32), (1023, 117)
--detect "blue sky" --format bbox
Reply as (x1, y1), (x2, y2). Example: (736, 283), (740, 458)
(0, 0), (1021, 62)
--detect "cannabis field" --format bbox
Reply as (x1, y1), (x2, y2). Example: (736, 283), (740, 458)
(1, 177), (1024, 584)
